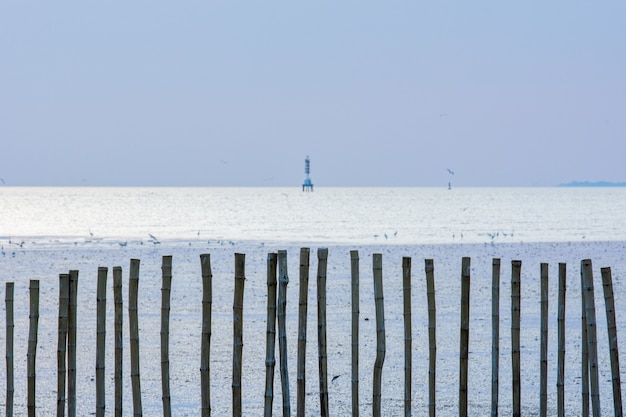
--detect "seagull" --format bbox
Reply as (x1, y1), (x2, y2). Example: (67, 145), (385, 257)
(0, 178), (5, 184)
(447, 168), (455, 175)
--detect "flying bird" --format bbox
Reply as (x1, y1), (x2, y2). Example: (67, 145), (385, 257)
(446, 168), (455, 175)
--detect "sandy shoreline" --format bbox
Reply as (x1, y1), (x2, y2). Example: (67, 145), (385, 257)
(1, 240), (625, 416)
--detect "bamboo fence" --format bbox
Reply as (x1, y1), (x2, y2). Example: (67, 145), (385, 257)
(540, 263), (549, 417)
(277, 250), (291, 417)
(425, 259), (436, 417)
(161, 256), (173, 417)
(317, 248), (329, 417)
(129, 259), (142, 417)
(1, 249), (624, 417)
(491, 258), (500, 417)
(402, 257), (412, 417)
(296, 248), (310, 417)
(372, 253), (385, 417)
(232, 253), (246, 417)
(96, 267), (108, 417)
(264, 253), (278, 417)
(557, 263), (566, 417)
(200, 254), (212, 417)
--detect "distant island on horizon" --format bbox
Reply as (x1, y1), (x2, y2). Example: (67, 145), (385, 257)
(558, 181), (626, 187)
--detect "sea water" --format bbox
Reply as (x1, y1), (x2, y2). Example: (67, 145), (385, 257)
(2, 186), (626, 246)
(2, 187), (626, 416)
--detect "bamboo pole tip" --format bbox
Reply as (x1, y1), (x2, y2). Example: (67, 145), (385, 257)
(492, 258), (501, 265)
(98, 266), (108, 272)
(350, 250), (359, 259)
(267, 252), (277, 261)
(113, 266), (122, 272)
(512, 260), (522, 266)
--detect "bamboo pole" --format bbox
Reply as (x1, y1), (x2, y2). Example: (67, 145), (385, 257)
(581, 259), (601, 417)
(372, 253), (386, 417)
(161, 256), (173, 417)
(601, 267), (623, 417)
(350, 250), (360, 417)
(581, 266), (589, 417)
(96, 267), (108, 417)
(425, 259), (436, 417)
(233, 253), (246, 417)
(57, 274), (69, 417)
(200, 254), (213, 417)
(402, 257), (412, 417)
(297, 248), (310, 417)
(459, 257), (471, 417)
(129, 259), (143, 417)
(277, 250), (291, 417)
(540, 263), (548, 417)
(28, 280), (40, 417)
(557, 263), (566, 417)
(6, 282), (15, 417)
(511, 260), (521, 417)
(265, 253), (278, 417)
(491, 259), (500, 417)
(113, 266), (123, 417)
(317, 248), (329, 417)
(68, 270), (79, 417)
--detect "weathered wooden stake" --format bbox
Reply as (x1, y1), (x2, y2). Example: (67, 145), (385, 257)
(601, 267), (623, 417)
(581, 266), (590, 417)
(297, 248), (310, 417)
(277, 250), (291, 417)
(113, 266), (123, 417)
(425, 259), (436, 417)
(402, 257), (412, 417)
(233, 253), (246, 417)
(6, 282), (15, 417)
(557, 263), (566, 417)
(459, 257), (471, 417)
(200, 254), (212, 417)
(28, 280), (39, 417)
(511, 260), (522, 417)
(96, 267), (108, 417)
(350, 250), (360, 417)
(540, 263), (548, 417)
(264, 253), (278, 417)
(491, 259), (500, 417)
(161, 256), (173, 417)
(581, 259), (601, 417)
(317, 248), (330, 417)
(372, 253), (386, 417)
(129, 259), (143, 417)
(57, 274), (69, 417)
(68, 270), (79, 417)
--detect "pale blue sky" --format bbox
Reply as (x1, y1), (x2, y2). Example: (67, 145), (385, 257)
(1, 2), (625, 187)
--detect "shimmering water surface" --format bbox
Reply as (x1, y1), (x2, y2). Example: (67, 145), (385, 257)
(2, 186), (625, 245)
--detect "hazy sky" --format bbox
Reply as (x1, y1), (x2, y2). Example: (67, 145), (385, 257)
(1, 2), (625, 187)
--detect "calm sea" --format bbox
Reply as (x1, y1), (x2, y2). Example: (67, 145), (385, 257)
(1, 186), (626, 246)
